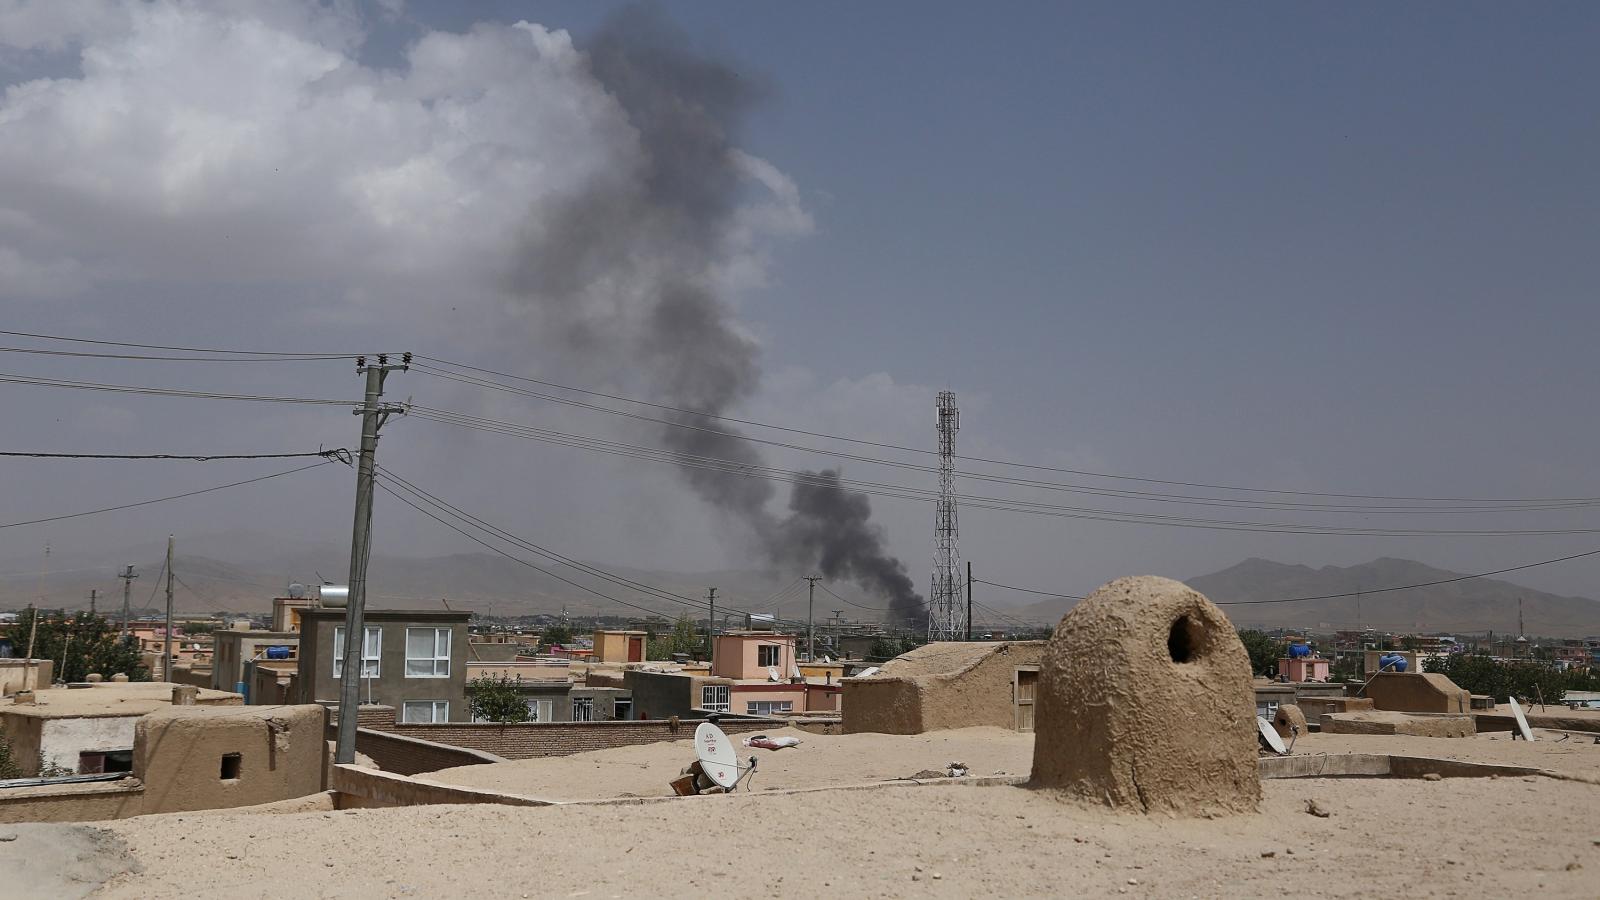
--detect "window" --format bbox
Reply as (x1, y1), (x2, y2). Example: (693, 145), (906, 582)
(571, 697), (594, 721)
(525, 699), (554, 722)
(332, 626), (381, 678)
(220, 753), (241, 780)
(758, 645), (780, 667)
(745, 700), (793, 716)
(700, 684), (730, 712)
(402, 700), (449, 723)
(406, 627), (452, 678)
(613, 698), (632, 721)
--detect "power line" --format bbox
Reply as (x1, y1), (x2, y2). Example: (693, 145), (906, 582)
(407, 406), (1600, 537)
(0, 345), (357, 362)
(0, 460), (337, 530)
(0, 372), (354, 406)
(0, 328), (364, 358)
(0, 449), (350, 462)
(971, 578), (1086, 601)
(415, 356), (1600, 505)
(370, 467), (810, 628)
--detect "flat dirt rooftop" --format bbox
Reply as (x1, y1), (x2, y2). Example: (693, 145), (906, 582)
(5, 727), (1597, 898)
(420, 725), (1033, 800)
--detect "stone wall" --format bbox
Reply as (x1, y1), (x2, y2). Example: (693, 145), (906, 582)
(366, 717), (777, 761)
(1366, 672), (1470, 714)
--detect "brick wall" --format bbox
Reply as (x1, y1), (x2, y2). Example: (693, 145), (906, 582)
(367, 717), (782, 760)
(354, 728), (504, 775)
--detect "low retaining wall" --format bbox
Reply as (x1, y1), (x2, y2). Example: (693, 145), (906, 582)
(355, 728), (506, 775)
(1259, 753), (1544, 780)
(0, 778), (145, 823)
(368, 717), (781, 760)
(331, 765), (552, 809)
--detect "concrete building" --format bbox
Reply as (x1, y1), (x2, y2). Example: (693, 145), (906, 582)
(593, 630), (648, 664)
(295, 608), (471, 724)
(843, 641), (1045, 734)
(464, 662), (632, 721)
(0, 682), (242, 777)
(1279, 655), (1330, 682)
(211, 630), (299, 695)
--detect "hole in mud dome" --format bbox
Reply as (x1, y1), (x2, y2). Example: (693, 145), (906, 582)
(1168, 614), (1204, 663)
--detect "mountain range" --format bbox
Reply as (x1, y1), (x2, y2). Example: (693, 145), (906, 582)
(7, 536), (1599, 638)
(1011, 557), (1600, 637)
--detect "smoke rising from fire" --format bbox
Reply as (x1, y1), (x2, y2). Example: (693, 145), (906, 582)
(516, 7), (926, 626)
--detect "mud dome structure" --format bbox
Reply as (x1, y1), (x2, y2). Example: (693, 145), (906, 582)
(1030, 576), (1260, 816)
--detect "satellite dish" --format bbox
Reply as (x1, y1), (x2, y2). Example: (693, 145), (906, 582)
(857, 666), (880, 678)
(694, 722), (742, 789)
(1508, 697), (1535, 742)
(766, 665), (781, 682)
(1256, 715), (1288, 755)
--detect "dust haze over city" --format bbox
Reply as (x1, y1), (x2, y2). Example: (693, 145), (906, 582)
(4, 1), (1600, 633)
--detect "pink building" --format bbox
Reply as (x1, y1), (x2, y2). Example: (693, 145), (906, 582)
(706, 633), (839, 717)
(1280, 655), (1330, 683)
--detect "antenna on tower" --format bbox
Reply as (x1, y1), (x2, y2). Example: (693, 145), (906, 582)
(928, 391), (967, 641)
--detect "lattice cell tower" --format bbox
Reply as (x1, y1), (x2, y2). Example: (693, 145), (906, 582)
(928, 391), (967, 640)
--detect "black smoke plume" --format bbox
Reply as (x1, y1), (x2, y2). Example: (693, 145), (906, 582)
(514, 7), (925, 627)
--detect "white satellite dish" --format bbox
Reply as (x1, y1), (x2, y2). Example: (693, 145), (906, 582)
(694, 722), (744, 790)
(766, 665), (781, 682)
(856, 666), (880, 678)
(1508, 697), (1535, 742)
(1256, 715), (1288, 755)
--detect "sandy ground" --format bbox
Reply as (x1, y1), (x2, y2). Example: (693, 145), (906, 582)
(419, 726), (1034, 800)
(82, 773), (1599, 899)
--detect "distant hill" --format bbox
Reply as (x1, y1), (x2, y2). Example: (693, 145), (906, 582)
(0, 536), (883, 623)
(1013, 557), (1600, 638)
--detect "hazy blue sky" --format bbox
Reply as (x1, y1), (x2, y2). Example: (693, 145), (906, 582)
(2, 1), (1599, 620)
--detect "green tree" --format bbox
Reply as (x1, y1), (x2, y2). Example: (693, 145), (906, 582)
(1237, 629), (1286, 677)
(540, 624), (573, 648)
(647, 613), (702, 660)
(4, 607), (147, 683)
(868, 637), (897, 660)
(1423, 652), (1597, 703)
(467, 674), (530, 723)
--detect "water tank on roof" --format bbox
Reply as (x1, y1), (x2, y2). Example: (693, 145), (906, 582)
(1288, 643), (1312, 659)
(265, 646), (292, 660)
(1378, 653), (1408, 672)
(319, 584), (349, 607)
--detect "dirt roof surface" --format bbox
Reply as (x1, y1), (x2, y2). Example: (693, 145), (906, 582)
(872, 641), (1028, 677)
(87, 770), (1597, 898)
(0, 683), (239, 718)
(420, 725), (1033, 800)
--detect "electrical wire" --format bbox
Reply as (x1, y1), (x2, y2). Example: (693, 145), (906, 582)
(0, 460), (338, 530)
(971, 578), (1085, 601)
(416, 356), (1600, 505)
(0, 450), (351, 462)
(407, 406), (1600, 537)
(0, 328), (364, 358)
(0, 372), (356, 406)
(0, 345), (358, 362)
(371, 467), (812, 628)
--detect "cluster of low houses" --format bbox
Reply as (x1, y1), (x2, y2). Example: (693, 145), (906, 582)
(0, 590), (1590, 824)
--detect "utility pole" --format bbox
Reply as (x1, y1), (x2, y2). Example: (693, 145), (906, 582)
(163, 535), (174, 682)
(336, 353), (408, 765)
(118, 566), (137, 638)
(966, 561), (974, 641)
(706, 587), (717, 664)
(804, 576), (821, 660)
(88, 589), (97, 616)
